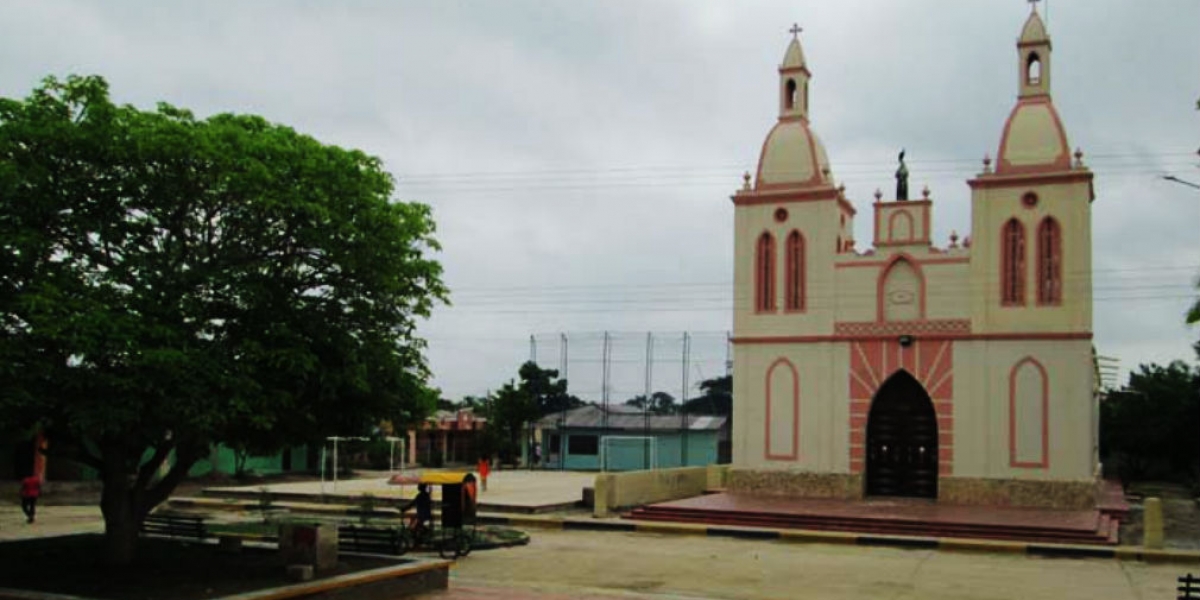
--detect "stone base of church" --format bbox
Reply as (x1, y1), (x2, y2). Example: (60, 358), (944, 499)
(728, 468), (1098, 510)
(728, 469), (864, 501)
(939, 477), (1097, 510)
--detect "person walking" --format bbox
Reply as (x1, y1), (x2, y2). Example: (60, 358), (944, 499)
(477, 456), (490, 492)
(19, 474), (41, 524)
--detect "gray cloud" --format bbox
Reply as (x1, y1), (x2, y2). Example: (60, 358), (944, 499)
(3, 0), (1197, 400)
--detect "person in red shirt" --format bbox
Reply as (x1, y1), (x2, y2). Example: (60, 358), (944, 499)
(477, 456), (490, 492)
(19, 475), (41, 524)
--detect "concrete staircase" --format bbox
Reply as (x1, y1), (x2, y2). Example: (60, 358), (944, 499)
(626, 496), (1120, 546)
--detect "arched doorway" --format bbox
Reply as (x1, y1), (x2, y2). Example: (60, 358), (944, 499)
(866, 371), (938, 498)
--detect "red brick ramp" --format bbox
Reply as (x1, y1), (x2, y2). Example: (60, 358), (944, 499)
(626, 493), (1118, 546)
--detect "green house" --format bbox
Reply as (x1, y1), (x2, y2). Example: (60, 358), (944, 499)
(538, 405), (727, 471)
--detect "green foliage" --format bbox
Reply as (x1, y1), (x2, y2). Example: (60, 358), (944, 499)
(518, 362), (582, 416)
(624, 391), (678, 415)
(683, 375), (732, 415)
(479, 362), (581, 462)
(1100, 361), (1200, 483)
(0, 75), (446, 560)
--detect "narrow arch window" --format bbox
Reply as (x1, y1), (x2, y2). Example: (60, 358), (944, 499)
(785, 231), (805, 311)
(1026, 53), (1042, 85)
(1037, 218), (1062, 305)
(785, 79), (797, 110)
(1001, 219), (1026, 306)
(756, 232), (777, 312)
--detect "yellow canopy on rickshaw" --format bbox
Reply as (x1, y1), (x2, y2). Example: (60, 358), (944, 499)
(418, 472), (475, 485)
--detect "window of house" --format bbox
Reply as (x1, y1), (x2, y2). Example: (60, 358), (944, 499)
(568, 435), (598, 456)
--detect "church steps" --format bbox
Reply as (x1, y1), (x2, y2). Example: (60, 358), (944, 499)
(625, 505), (1117, 545)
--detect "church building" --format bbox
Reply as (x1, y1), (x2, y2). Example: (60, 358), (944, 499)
(729, 7), (1100, 509)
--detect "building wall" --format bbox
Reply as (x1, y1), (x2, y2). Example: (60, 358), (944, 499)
(550, 429), (719, 471)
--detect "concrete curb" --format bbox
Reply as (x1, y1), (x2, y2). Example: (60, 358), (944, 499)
(476, 513), (1200, 564)
(170, 496), (1200, 564)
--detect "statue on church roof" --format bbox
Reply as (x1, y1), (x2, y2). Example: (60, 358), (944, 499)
(895, 149), (909, 201)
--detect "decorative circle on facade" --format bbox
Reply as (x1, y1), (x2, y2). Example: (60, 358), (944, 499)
(774, 207), (789, 222)
(1021, 192), (1039, 208)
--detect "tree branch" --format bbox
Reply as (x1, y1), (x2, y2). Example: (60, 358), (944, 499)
(134, 442), (174, 492)
(141, 442), (204, 515)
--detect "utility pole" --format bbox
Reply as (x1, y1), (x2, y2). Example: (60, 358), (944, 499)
(681, 332), (690, 467)
(644, 332), (654, 470)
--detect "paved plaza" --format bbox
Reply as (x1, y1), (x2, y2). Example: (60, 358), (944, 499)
(204, 469), (595, 512)
(1, 501), (1193, 599)
(446, 529), (1187, 600)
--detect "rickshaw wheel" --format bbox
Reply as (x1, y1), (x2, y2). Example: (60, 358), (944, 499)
(438, 530), (458, 559)
(455, 529), (474, 557)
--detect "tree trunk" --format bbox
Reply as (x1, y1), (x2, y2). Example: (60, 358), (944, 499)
(100, 467), (141, 566)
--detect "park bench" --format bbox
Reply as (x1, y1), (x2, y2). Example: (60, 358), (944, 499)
(337, 524), (408, 555)
(1180, 573), (1200, 600)
(140, 513), (208, 541)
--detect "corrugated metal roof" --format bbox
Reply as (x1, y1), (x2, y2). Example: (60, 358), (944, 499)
(539, 405), (727, 432)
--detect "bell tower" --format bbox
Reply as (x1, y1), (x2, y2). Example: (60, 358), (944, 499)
(968, 3), (1093, 335)
(1018, 1), (1051, 99)
(779, 24), (810, 121)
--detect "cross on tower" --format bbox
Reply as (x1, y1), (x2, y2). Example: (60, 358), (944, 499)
(789, 23), (802, 39)
(1028, 0), (1040, 11)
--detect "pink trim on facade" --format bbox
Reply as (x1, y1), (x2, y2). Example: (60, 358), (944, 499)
(764, 357), (800, 461)
(754, 121), (826, 190)
(784, 230), (807, 312)
(755, 231), (777, 313)
(1001, 218), (1026, 306)
(876, 253), (927, 322)
(996, 96), (1072, 174)
(848, 339), (954, 475)
(732, 187), (839, 206)
(836, 256), (969, 269)
(731, 331), (1092, 344)
(1036, 217), (1063, 306)
(1008, 357), (1050, 469)
(887, 209), (915, 243)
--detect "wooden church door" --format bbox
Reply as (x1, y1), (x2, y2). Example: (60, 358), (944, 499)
(865, 371), (938, 499)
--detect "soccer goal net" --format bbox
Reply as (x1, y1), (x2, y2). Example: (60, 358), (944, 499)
(600, 436), (658, 471)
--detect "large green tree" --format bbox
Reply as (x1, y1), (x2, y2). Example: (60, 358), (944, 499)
(1099, 361), (1200, 483)
(0, 76), (446, 563)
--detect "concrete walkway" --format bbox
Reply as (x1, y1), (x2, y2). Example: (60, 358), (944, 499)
(0, 505), (104, 541)
(204, 470), (594, 512)
(0, 502), (1190, 599)
(446, 528), (1187, 600)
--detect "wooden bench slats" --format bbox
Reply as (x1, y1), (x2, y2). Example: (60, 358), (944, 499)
(140, 514), (208, 540)
(338, 525), (404, 555)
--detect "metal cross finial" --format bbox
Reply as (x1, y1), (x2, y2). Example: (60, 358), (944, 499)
(789, 23), (802, 39)
(1028, 0), (1040, 11)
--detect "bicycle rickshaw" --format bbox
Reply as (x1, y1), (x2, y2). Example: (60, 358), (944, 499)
(400, 471), (478, 559)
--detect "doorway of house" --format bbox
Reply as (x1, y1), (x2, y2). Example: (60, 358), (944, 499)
(865, 371), (938, 498)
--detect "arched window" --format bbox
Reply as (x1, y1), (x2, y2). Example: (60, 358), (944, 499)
(1001, 219), (1026, 306)
(785, 79), (797, 110)
(1037, 218), (1062, 305)
(756, 232), (776, 312)
(1026, 53), (1042, 85)
(785, 231), (805, 311)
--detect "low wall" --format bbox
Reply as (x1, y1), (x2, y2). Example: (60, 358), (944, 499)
(728, 468), (1099, 510)
(594, 465), (727, 517)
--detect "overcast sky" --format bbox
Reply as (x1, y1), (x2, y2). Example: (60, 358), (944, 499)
(3, 0), (1198, 403)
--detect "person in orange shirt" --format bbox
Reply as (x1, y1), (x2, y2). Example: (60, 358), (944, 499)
(19, 475), (41, 524)
(476, 456), (490, 492)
